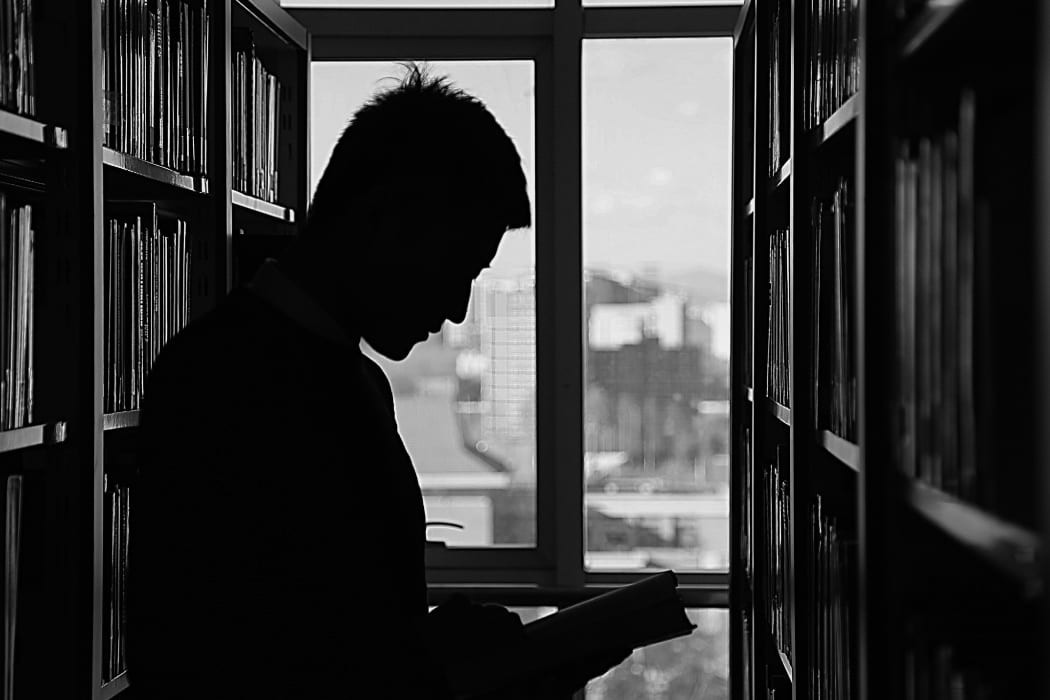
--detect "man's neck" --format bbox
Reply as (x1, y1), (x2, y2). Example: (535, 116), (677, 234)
(272, 244), (362, 344)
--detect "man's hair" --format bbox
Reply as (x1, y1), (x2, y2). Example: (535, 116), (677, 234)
(305, 62), (531, 239)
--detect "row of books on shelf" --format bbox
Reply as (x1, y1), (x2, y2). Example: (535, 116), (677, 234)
(767, 0), (788, 178)
(904, 639), (1012, 700)
(1, 474), (21, 700)
(0, 0), (35, 117)
(102, 475), (130, 682)
(811, 178), (856, 442)
(893, 90), (979, 501)
(104, 203), (192, 413)
(804, 0), (859, 130)
(233, 28), (283, 204)
(763, 448), (791, 663)
(807, 495), (855, 700)
(0, 197), (32, 432)
(766, 229), (790, 408)
(102, 0), (211, 176)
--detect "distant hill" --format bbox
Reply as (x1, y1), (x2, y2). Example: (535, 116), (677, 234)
(636, 265), (729, 304)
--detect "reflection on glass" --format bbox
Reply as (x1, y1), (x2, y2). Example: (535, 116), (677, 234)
(583, 38), (732, 572)
(310, 61), (536, 546)
(586, 609), (729, 699)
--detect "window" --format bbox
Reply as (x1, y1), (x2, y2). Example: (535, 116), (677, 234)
(292, 0), (735, 606)
(586, 609), (729, 699)
(582, 38), (732, 573)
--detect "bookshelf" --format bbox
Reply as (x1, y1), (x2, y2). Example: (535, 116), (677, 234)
(0, 1), (312, 698)
(731, 1), (1048, 699)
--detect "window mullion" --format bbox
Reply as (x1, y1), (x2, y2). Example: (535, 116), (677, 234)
(546, 0), (585, 589)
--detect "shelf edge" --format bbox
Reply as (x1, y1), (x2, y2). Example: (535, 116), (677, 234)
(233, 189), (297, 222)
(907, 480), (1043, 597)
(103, 410), (141, 431)
(767, 399), (791, 427)
(0, 422), (68, 454)
(100, 672), (130, 700)
(808, 93), (860, 150)
(102, 147), (205, 193)
(819, 430), (860, 472)
(898, 0), (968, 59)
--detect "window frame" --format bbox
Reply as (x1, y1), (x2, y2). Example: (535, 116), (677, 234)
(290, 1), (739, 608)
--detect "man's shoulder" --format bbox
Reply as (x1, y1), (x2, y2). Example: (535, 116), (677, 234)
(147, 289), (281, 392)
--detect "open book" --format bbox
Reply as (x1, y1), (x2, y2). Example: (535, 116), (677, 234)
(443, 570), (696, 699)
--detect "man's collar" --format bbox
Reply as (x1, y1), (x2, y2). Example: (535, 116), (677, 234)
(246, 259), (357, 348)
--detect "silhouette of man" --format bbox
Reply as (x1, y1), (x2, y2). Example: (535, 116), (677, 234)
(128, 64), (625, 699)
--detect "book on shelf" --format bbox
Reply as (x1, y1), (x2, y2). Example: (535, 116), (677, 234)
(2, 474), (21, 700)
(0, 0), (35, 117)
(0, 194), (33, 432)
(894, 90), (978, 504)
(232, 26), (283, 204)
(102, 0), (211, 176)
(808, 495), (855, 700)
(440, 570), (695, 699)
(811, 177), (856, 442)
(740, 609), (754, 700)
(766, 229), (790, 407)
(767, 0), (788, 178)
(104, 201), (191, 412)
(102, 474), (130, 683)
(805, 0), (860, 130)
(764, 445), (791, 663)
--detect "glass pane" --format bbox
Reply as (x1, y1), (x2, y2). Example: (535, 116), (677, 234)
(311, 61), (536, 546)
(586, 608), (729, 699)
(283, 0), (551, 7)
(582, 38), (732, 572)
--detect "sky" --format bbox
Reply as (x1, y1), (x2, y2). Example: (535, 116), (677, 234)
(308, 37), (732, 279)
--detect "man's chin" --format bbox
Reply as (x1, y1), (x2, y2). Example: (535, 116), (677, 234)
(367, 335), (421, 362)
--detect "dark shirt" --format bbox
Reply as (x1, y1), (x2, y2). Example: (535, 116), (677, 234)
(127, 272), (448, 698)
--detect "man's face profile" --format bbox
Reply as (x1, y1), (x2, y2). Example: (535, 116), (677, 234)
(358, 214), (506, 362)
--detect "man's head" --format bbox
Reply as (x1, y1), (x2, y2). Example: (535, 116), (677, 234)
(300, 63), (531, 360)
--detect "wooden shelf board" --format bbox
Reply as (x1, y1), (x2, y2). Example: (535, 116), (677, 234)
(768, 159), (791, 194)
(0, 421), (68, 454)
(819, 430), (860, 472)
(899, 0), (969, 59)
(809, 94), (859, 150)
(103, 410), (141, 431)
(103, 147), (209, 194)
(0, 109), (67, 148)
(100, 672), (129, 700)
(767, 399), (791, 426)
(232, 189), (296, 222)
(907, 480), (1043, 597)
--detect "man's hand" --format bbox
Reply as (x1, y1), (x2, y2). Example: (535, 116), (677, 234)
(426, 595), (631, 700)
(427, 594), (526, 654)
